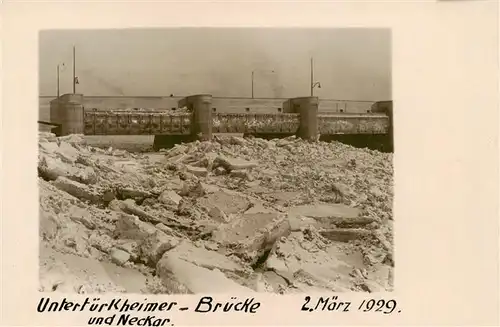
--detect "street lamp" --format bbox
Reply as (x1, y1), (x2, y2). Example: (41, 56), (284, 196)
(311, 81), (321, 95)
(310, 57), (321, 96)
(57, 63), (66, 98)
(251, 69), (275, 99)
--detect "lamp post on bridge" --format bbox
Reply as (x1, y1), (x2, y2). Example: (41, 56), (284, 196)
(72, 45), (80, 94)
(251, 69), (275, 99)
(56, 63), (67, 98)
(56, 45), (80, 98)
(310, 57), (321, 96)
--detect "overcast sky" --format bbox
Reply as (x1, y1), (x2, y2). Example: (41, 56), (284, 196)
(39, 28), (391, 100)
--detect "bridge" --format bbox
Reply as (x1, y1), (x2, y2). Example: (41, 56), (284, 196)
(39, 93), (393, 152)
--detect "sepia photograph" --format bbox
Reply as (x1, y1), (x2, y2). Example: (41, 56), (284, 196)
(38, 28), (394, 294)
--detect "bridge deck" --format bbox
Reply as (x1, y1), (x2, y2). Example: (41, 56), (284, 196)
(83, 111), (389, 136)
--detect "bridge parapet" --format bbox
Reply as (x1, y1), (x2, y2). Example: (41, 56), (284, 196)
(82, 105), (390, 136)
(44, 93), (393, 152)
(318, 113), (389, 135)
(212, 113), (300, 134)
(84, 112), (192, 135)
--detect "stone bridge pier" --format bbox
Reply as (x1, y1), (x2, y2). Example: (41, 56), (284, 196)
(287, 96), (319, 141)
(153, 94), (213, 150)
(49, 94), (85, 136)
(244, 96), (319, 141)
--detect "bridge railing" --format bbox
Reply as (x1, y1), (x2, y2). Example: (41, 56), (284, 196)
(48, 93), (393, 145)
(84, 112), (192, 136)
